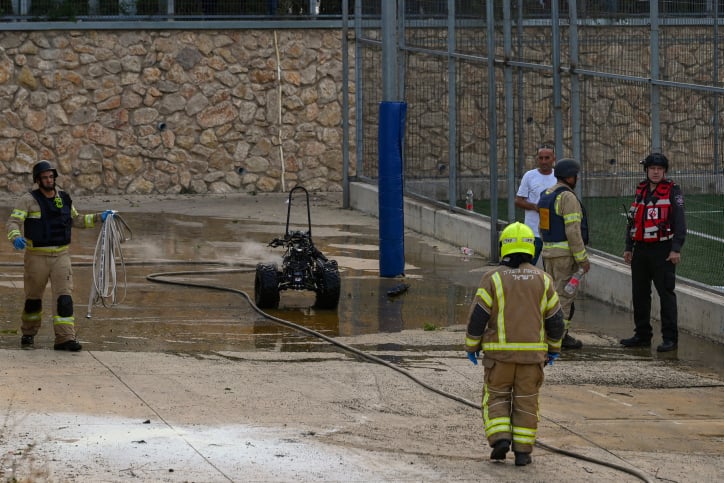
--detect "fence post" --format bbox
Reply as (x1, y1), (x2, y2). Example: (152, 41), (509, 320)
(651, 1), (661, 152)
(487, 0), (500, 261)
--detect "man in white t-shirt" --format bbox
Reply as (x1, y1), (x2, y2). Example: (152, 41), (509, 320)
(514, 144), (557, 265)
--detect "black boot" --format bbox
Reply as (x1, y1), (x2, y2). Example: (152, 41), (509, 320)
(656, 340), (677, 352)
(490, 439), (510, 460)
(620, 335), (651, 347)
(514, 452), (532, 466)
(54, 340), (82, 352)
(561, 331), (582, 349)
(21, 335), (34, 348)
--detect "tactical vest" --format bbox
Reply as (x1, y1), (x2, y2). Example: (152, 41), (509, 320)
(24, 190), (73, 247)
(538, 185), (589, 244)
(629, 179), (674, 243)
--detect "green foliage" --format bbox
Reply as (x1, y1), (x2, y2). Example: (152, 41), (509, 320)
(423, 322), (438, 331)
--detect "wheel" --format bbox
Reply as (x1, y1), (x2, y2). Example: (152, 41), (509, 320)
(255, 263), (280, 309)
(314, 260), (340, 309)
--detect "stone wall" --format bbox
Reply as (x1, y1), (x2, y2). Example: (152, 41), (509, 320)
(1, 26), (719, 197)
(0, 30), (353, 195)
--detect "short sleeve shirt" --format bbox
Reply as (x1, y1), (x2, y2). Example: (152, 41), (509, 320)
(516, 168), (556, 237)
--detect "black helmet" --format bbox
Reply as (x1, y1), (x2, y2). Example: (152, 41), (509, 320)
(641, 152), (669, 172)
(32, 160), (58, 182)
(555, 158), (580, 179)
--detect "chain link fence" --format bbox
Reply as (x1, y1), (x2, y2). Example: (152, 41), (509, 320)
(1, 0), (720, 289)
(355, 0), (724, 291)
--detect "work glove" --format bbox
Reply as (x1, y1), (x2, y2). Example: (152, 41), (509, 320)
(101, 210), (115, 222)
(546, 352), (560, 366)
(13, 237), (26, 250)
(466, 350), (480, 366)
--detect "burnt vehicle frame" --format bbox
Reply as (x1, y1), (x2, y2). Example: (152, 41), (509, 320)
(254, 186), (341, 309)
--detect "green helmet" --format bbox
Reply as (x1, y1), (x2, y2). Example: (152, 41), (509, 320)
(499, 222), (535, 258)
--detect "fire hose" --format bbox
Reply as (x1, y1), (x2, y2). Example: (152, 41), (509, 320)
(146, 267), (654, 483)
(86, 211), (132, 318)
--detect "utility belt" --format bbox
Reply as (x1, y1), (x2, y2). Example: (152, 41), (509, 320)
(27, 244), (70, 255)
(634, 240), (671, 250)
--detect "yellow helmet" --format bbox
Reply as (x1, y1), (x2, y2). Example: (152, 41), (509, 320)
(499, 222), (535, 258)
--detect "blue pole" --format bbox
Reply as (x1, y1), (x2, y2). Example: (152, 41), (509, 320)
(378, 101), (407, 278)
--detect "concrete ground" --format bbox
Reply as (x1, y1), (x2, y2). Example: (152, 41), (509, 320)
(0, 192), (722, 482)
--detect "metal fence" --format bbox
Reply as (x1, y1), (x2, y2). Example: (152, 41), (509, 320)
(2, 0), (722, 21)
(1, 0), (721, 289)
(355, 0), (724, 291)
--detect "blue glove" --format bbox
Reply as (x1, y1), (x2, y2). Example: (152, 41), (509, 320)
(546, 352), (560, 366)
(13, 237), (26, 250)
(467, 351), (480, 366)
(101, 210), (114, 222)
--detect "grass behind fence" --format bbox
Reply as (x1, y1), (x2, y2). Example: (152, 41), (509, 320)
(459, 194), (723, 288)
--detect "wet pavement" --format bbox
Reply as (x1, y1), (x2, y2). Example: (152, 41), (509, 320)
(0, 193), (722, 482)
(0, 199), (722, 378)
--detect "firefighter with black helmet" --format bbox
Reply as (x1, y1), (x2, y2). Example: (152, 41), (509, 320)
(465, 222), (564, 466)
(536, 158), (590, 349)
(6, 161), (114, 351)
(620, 153), (686, 352)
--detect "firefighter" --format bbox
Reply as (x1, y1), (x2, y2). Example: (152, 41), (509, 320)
(465, 222), (564, 466)
(6, 161), (114, 351)
(537, 158), (590, 349)
(621, 153), (686, 352)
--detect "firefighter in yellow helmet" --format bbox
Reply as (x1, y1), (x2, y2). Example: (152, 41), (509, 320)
(6, 161), (114, 351)
(465, 222), (564, 466)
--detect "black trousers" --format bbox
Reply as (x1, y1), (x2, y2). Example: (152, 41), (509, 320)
(631, 241), (678, 343)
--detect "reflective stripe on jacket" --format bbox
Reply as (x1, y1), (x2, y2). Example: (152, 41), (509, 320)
(538, 185), (589, 245)
(7, 189), (98, 253)
(629, 179), (674, 243)
(470, 265), (562, 364)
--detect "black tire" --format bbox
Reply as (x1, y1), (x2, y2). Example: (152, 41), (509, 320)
(255, 263), (280, 309)
(314, 260), (341, 309)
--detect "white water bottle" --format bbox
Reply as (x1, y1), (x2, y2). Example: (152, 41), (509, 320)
(564, 268), (585, 294)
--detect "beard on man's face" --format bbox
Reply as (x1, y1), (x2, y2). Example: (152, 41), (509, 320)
(39, 178), (56, 192)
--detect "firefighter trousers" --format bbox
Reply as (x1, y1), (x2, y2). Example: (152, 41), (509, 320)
(482, 358), (544, 454)
(22, 251), (76, 344)
(543, 255), (578, 328)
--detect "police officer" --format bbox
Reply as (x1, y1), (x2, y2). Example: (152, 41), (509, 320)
(465, 222), (564, 466)
(621, 153), (686, 352)
(537, 159), (590, 349)
(6, 161), (113, 351)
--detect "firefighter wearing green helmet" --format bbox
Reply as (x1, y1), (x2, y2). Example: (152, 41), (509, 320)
(464, 222), (564, 466)
(6, 161), (114, 351)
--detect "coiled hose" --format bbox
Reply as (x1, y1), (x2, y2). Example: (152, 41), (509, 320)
(146, 267), (654, 483)
(87, 212), (132, 318)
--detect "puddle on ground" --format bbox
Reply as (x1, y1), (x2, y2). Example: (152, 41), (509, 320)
(0, 210), (721, 378)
